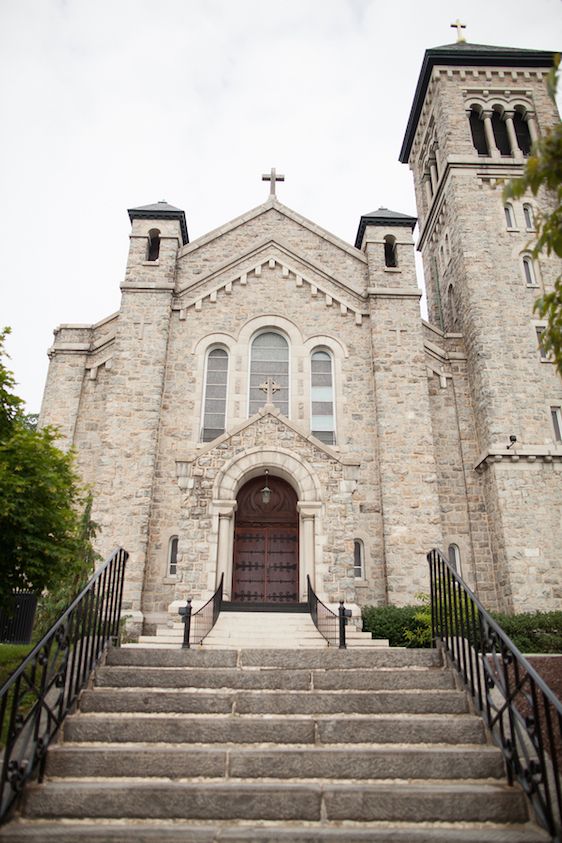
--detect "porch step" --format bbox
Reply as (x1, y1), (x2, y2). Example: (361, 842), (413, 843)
(133, 611), (380, 649)
(1, 647), (547, 842)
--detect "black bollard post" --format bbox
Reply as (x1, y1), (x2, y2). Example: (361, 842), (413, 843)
(338, 601), (351, 649)
(178, 599), (192, 649)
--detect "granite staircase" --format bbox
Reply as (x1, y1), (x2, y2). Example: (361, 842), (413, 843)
(1, 647), (548, 843)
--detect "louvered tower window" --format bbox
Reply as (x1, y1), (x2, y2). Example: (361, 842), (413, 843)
(201, 348), (228, 442)
(514, 110), (532, 155)
(311, 350), (335, 445)
(469, 106), (488, 155)
(249, 332), (289, 416)
(491, 109), (511, 156)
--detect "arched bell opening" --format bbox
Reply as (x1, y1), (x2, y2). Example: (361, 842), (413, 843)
(232, 474), (299, 604)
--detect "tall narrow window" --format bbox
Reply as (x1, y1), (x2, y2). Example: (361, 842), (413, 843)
(249, 332), (289, 416)
(523, 204), (534, 231)
(168, 536), (178, 577)
(504, 205), (515, 228)
(469, 106), (488, 155)
(201, 348), (228, 442)
(522, 256), (537, 287)
(551, 406), (562, 442)
(491, 109), (511, 156)
(384, 235), (398, 268)
(448, 543), (460, 573)
(353, 540), (364, 578)
(447, 284), (457, 326)
(536, 326), (548, 360)
(514, 110), (532, 155)
(147, 228), (161, 261)
(311, 350), (335, 444)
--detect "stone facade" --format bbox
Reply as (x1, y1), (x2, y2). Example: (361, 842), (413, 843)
(40, 41), (562, 629)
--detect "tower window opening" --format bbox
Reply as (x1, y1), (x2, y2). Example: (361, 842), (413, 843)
(168, 536), (178, 577)
(514, 110), (532, 156)
(353, 540), (365, 578)
(551, 406), (562, 442)
(448, 543), (461, 573)
(536, 326), (548, 360)
(469, 106), (488, 155)
(522, 256), (537, 287)
(504, 205), (515, 228)
(491, 109), (511, 156)
(147, 228), (161, 261)
(447, 283), (458, 326)
(384, 235), (398, 268)
(523, 204), (534, 231)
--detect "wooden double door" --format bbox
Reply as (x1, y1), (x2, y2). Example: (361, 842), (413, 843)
(232, 475), (299, 604)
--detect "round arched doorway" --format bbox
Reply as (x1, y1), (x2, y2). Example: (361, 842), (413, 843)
(232, 474), (299, 604)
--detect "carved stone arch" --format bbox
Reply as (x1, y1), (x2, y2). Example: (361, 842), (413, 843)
(212, 447), (323, 601)
(237, 314), (304, 348)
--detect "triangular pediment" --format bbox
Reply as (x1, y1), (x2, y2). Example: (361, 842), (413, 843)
(173, 239), (368, 326)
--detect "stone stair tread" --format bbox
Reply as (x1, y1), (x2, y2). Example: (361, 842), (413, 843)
(0, 821), (551, 842)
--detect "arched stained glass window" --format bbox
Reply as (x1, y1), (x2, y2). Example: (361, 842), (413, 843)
(168, 536), (178, 577)
(249, 332), (289, 416)
(311, 350), (335, 445)
(353, 540), (364, 578)
(448, 543), (460, 573)
(201, 348), (228, 442)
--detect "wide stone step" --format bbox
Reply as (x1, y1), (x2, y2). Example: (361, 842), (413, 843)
(63, 713), (486, 745)
(46, 743), (504, 780)
(80, 687), (467, 715)
(105, 647), (440, 669)
(0, 820), (550, 842)
(21, 780), (528, 824)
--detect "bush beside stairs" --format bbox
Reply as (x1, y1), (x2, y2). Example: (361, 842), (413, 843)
(0, 647), (550, 842)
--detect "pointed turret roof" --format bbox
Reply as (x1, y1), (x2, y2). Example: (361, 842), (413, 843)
(399, 42), (556, 163)
(128, 200), (189, 245)
(355, 207), (417, 249)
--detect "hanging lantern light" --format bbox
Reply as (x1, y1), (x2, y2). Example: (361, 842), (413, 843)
(261, 469), (272, 504)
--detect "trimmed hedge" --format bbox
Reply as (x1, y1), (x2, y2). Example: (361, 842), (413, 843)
(362, 603), (562, 653)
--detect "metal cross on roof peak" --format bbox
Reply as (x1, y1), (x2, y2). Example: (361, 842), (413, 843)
(262, 167), (285, 198)
(450, 19), (467, 43)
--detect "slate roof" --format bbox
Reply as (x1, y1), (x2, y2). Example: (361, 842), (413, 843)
(355, 207), (417, 249)
(399, 42), (556, 164)
(128, 200), (189, 245)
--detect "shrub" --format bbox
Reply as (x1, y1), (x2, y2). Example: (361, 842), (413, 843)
(362, 601), (431, 648)
(491, 611), (562, 654)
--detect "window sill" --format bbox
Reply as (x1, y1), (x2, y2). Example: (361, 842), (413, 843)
(142, 260), (160, 266)
(506, 227), (520, 233)
(383, 267), (401, 273)
(526, 284), (540, 290)
(163, 576), (178, 585)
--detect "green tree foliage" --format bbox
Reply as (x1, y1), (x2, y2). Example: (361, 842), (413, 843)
(503, 55), (562, 375)
(0, 328), (95, 610)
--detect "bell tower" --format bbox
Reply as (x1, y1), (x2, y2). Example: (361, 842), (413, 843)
(400, 40), (562, 611)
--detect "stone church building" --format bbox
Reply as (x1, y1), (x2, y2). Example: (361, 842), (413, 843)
(39, 40), (562, 633)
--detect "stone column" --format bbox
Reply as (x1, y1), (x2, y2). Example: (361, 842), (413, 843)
(482, 112), (498, 158)
(504, 113), (522, 159)
(215, 501), (237, 600)
(527, 114), (539, 144)
(297, 502), (322, 601)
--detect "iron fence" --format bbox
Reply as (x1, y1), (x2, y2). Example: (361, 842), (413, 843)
(428, 547), (562, 841)
(307, 575), (349, 648)
(180, 574), (224, 648)
(0, 547), (127, 823)
(0, 592), (37, 645)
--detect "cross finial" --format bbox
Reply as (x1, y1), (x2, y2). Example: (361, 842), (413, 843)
(262, 167), (285, 198)
(450, 19), (466, 43)
(259, 377), (281, 405)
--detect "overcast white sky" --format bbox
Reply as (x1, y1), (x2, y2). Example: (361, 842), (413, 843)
(1, 0), (561, 412)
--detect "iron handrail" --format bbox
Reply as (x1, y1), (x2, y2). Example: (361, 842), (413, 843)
(0, 546), (128, 823)
(307, 575), (348, 648)
(428, 547), (562, 841)
(180, 574), (224, 648)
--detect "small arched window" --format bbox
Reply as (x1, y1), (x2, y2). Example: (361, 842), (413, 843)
(444, 232), (450, 261)
(504, 205), (515, 228)
(448, 543), (460, 573)
(353, 540), (365, 578)
(514, 110), (532, 156)
(523, 204), (534, 231)
(469, 106), (488, 155)
(201, 347), (229, 442)
(384, 235), (398, 268)
(447, 284), (457, 326)
(522, 255), (537, 287)
(491, 108), (511, 156)
(168, 536), (178, 577)
(147, 228), (161, 261)
(249, 332), (289, 417)
(311, 349), (335, 445)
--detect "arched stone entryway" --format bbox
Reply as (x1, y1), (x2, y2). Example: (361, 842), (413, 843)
(232, 475), (299, 603)
(211, 447), (323, 602)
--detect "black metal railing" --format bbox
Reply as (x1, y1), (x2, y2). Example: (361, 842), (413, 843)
(0, 547), (128, 823)
(428, 547), (562, 841)
(179, 574), (224, 648)
(307, 575), (349, 648)
(0, 592), (37, 645)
